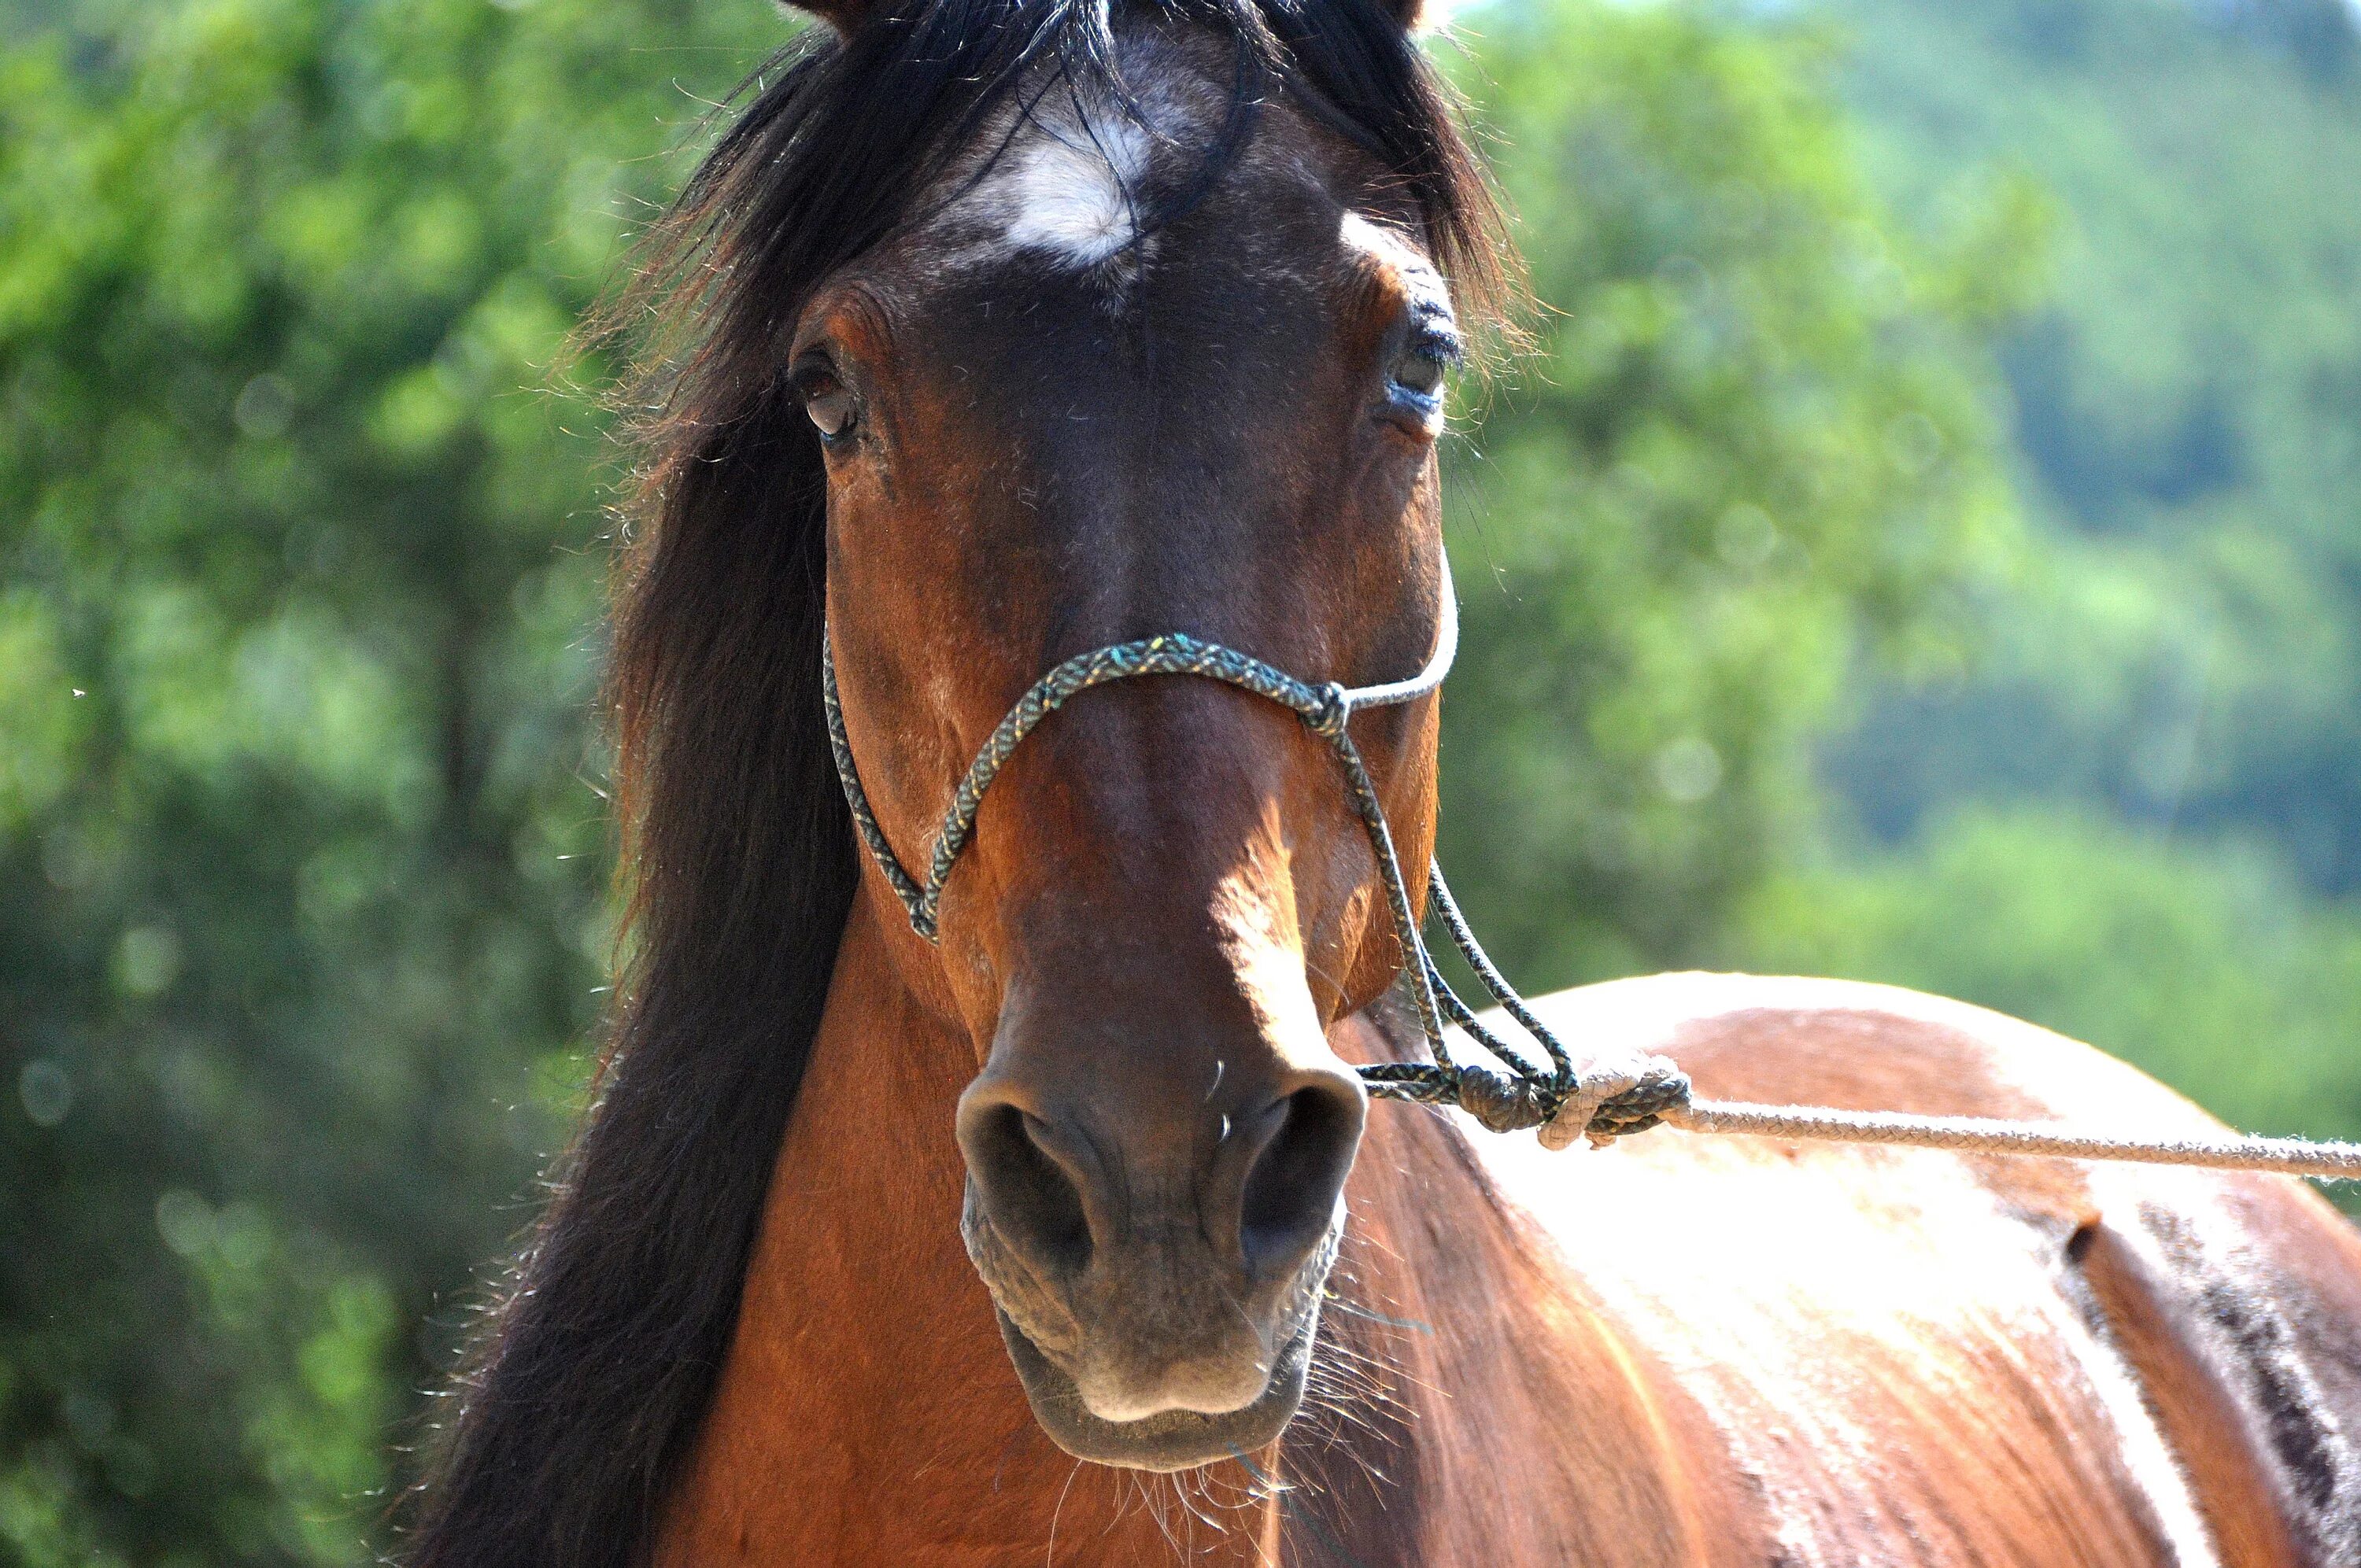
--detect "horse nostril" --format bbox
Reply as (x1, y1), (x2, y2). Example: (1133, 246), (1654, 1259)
(1238, 1084), (1359, 1280)
(964, 1103), (1094, 1276)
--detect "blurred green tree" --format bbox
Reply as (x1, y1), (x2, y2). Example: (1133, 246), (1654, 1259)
(1742, 806), (2361, 1149)
(1740, 0), (2361, 1168)
(1822, 0), (2361, 891)
(0, 0), (772, 1559)
(1436, 1), (2034, 983)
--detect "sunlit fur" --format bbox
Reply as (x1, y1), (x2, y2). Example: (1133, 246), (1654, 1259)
(402, 0), (2361, 1562)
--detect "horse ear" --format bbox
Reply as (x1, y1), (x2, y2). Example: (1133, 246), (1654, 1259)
(777, 0), (877, 38)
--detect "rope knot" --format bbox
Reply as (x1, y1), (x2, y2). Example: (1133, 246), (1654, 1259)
(1452, 1064), (1556, 1134)
(1538, 1055), (1691, 1151)
(1306, 682), (1353, 740)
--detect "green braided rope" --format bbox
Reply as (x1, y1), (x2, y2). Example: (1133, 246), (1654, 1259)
(821, 633), (928, 921)
(818, 608), (1685, 1138)
(928, 636), (1350, 940)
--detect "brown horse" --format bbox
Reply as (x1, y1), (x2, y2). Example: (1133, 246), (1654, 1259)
(404, 0), (2361, 1562)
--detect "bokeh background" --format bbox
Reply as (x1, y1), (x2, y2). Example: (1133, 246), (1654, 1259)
(4, 0), (2359, 1558)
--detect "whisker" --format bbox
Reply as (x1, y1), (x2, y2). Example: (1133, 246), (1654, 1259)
(1045, 1457), (1084, 1566)
(1323, 1296), (1435, 1336)
(1139, 1472), (1184, 1560)
(1171, 1467), (1224, 1533)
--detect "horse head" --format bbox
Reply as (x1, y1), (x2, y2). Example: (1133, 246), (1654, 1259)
(787, 0), (1494, 1469)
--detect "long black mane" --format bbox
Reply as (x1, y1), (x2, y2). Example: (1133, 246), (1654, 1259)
(402, 2), (1499, 1562)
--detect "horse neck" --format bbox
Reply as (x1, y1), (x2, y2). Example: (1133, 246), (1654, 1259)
(657, 893), (1722, 1566)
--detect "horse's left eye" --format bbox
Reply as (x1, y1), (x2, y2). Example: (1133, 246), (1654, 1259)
(1379, 330), (1454, 430)
(1390, 346), (1449, 400)
(1384, 319), (1461, 426)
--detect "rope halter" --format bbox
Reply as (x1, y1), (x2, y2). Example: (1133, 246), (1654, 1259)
(817, 562), (2361, 1179)
(819, 550), (1687, 1139)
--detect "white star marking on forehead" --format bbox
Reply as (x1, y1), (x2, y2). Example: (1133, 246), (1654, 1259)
(989, 114), (1153, 267)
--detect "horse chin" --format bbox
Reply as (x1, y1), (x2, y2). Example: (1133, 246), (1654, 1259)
(992, 1302), (1321, 1473)
(962, 1179), (1344, 1471)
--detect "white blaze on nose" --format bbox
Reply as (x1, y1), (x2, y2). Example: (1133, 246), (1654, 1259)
(990, 115), (1152, 267)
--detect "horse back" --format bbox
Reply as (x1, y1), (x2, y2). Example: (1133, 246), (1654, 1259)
(1398, 973), (2361, 1566)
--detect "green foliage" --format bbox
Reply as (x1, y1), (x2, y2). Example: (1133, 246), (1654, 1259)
(0, 0), (777, 1559)
(1754, 0), (2361, 1157)
(5, 0), (2353, 1557)
(1435, 0), (2030, 983)
(1740, 806), (2361, 1146)
(1821, 0), (2361, 889)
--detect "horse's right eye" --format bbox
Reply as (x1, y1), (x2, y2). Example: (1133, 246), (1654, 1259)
(800, 371), (859, 445)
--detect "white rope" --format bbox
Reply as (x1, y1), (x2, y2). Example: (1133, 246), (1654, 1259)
(1530, 1050), (2361, 1178)
(1660, 1096), (2361, 1179)
(1333, 545), (1458, 711)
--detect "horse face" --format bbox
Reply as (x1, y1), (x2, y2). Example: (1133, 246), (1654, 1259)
(808, 28), (1455, 1470)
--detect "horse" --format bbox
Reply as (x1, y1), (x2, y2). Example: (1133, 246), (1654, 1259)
(401, 0), (2361, 1561)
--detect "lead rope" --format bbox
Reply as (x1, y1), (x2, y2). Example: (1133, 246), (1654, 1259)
(821, 566), (2361, 1182)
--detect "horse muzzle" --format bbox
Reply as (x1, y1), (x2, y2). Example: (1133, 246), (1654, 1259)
(955, 1058), (1362, 1470)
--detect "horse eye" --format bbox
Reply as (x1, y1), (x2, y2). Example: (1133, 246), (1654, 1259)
(800, 372), (859, 444)
(1384, 318), (1460, 422)
(1390, 347), (1448, 398)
